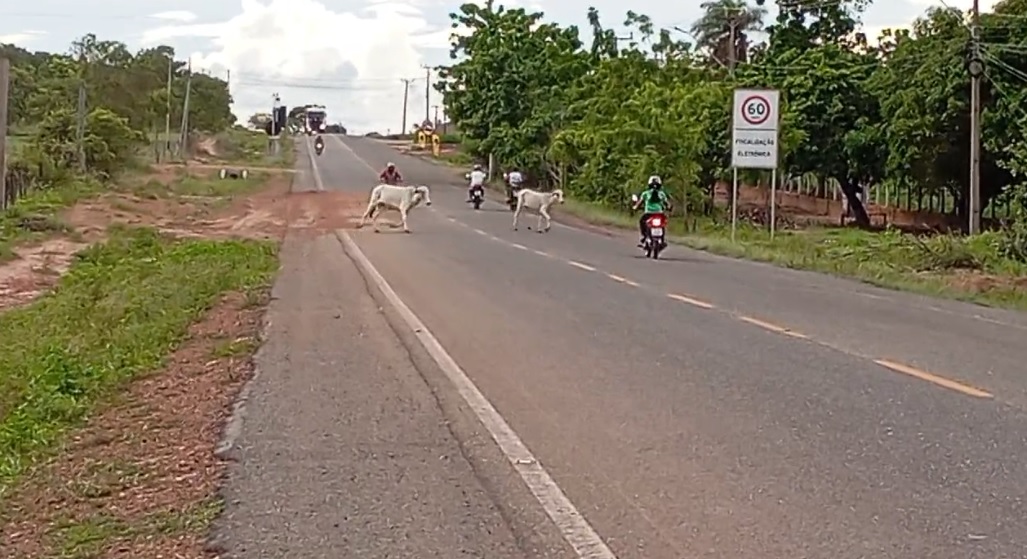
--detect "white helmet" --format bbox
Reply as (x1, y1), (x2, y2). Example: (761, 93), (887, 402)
(647, 175), (662, 187)
(473, 163), (483, 171)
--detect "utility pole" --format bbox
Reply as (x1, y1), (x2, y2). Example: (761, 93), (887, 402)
(178, 58), (192, 160)
(421, 65), (431, 125)
(75, 81), (87, 171)
(270, 92), (280, 155)
(0, 58), (9, 210)
(725, 6), (742, 75)
(968, 0), (983, 234)
(432, 104), (440, 128)
(400, 78), (413, 134)
(163, 55), (173, 161)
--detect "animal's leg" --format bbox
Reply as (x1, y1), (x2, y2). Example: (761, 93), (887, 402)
(512, 204), (521, 230)
(540, 206), (552, 232)
(371, 204), (382, 232)
(359, 201), (375, 227)
(400, 207), (410, 233)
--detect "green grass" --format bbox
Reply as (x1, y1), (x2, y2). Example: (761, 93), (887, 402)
(49, 498), (224, 557)
(127, 169), (267, 200)
(0, 177), (102, 261)
(0, 226), (278, 495)
(212, 128), (295, 168)
(556, 197), (1027, 310)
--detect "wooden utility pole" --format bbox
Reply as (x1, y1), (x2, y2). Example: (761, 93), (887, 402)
(178, 59), (192, 159)
(163, 55), (173, 161)
(75, 82), (87, 171)
(0, 58), (9, 210)
(968, 0), (982, 234)
(400, 78), (413, 134)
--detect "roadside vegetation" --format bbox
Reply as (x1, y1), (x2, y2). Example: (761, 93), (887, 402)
(0, 34), (290, 556)
(432, 0), (1027, 308)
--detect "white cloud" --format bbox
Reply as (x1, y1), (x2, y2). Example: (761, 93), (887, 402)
(141, 0), (452, 134)
(0, 30), (47, 45)
(149, 10), (199, 23)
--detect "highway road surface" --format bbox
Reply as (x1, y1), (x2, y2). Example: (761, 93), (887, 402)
(213, 134), (1027, 559)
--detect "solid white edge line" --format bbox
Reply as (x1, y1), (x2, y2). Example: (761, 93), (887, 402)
(336, 230), (617, 559)
(305, 136), (325, 192)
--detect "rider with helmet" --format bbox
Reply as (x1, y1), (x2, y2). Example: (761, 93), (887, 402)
(379, 162), (402, 185)
(632, 175), (671, 246)
(504, 168), (524, 202)
(467, 163), (487, 201)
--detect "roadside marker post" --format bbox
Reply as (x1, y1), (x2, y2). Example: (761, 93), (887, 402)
(731, 88), (780, 240)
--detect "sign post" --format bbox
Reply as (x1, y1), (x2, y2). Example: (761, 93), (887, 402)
(731, 88), (780, 241)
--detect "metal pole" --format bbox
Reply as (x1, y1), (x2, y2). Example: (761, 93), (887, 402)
(969, 0), (982, 234)
(0, 58), (9, 210)
(731, 167), (739, 242)
(770, 169), (777, 239)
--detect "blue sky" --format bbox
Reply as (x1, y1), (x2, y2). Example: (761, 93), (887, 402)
(0, 0), (993, 134)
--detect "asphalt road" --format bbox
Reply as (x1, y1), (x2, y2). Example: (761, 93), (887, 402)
(222, 135), (1027, 558)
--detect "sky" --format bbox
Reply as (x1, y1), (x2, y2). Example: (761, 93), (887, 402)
(0, 0), (1001, 134)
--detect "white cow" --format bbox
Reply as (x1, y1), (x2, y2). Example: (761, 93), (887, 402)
(359, 184), (432, 233)
(512, 188), (564, 232)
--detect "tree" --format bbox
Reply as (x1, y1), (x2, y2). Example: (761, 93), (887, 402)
(691, 0), (767, 69)
(436, 0), (1027, 238)
(3, 33), (236, 184)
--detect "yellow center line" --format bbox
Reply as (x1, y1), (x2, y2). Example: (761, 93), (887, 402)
(666, 293), (715, 309)
(874, 359), (993, 399)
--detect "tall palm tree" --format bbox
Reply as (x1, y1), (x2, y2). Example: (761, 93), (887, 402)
(689, 0), (767, 70)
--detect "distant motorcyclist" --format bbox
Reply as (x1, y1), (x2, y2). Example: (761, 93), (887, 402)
(505, 168), (524, 202)
(632, 175), (671, 247)
(314, 135), (324, 154)
(379, 162), (402, 185)
(467, 163), (487, 201)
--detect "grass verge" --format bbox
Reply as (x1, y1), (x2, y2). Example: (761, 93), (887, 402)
(212, 128), (296, 168)
(127, 168), (268, 200)
(0, 226), (278, 494)
(0, 176), (101, 261)
(557, 198), (1027, 310)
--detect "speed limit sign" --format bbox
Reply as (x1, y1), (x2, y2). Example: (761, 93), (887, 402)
(741, 95), (771, 125)
(731, 88), (779, 169)
(734, 89), (778, 129)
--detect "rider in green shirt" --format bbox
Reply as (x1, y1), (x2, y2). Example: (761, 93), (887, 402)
(632, 175), (671, 246)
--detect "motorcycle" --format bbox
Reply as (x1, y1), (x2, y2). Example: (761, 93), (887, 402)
(314, 138), (324, 156)
(503, 173), (520, 211)
(470, 184), (485, 210)
(631, 194), (668, 259)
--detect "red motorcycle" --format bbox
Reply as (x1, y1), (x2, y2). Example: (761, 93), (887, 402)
(642, 213), (668, 259)
(631, 194), (668, 259)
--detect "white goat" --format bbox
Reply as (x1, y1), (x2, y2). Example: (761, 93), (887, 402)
(359, 184), (432, 233)
(512, 188), (564, 232)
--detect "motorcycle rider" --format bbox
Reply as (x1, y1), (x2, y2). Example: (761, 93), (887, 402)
(314, 135), (324, 154)
(505, 168), (524, 203)
(379, 162), (402, 185)
(632, 175), (671, 247)
(467, 163), (487, 202)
